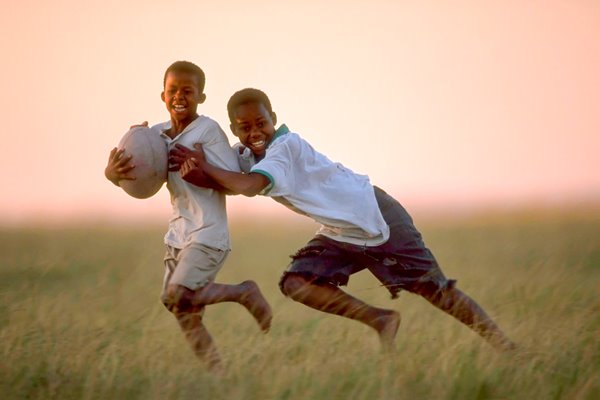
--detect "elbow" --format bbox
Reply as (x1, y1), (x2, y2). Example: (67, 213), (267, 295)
(238, 182), (263, 197)
(240, 188), (261, 197)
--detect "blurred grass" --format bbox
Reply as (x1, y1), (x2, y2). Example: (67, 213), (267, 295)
(0, 209), (598, 399)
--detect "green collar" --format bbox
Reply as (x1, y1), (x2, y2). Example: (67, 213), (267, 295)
(268, 124), (289, 148)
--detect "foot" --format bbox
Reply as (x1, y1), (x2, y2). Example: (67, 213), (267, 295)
(240, 280), (273, 333)
(489, 336), (518, 353)
(372, 310), (400, 352)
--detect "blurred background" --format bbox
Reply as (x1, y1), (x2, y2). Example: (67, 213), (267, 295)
(1, 0), (598, 226)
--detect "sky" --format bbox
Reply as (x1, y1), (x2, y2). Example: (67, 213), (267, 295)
(1, 0), (599, 225)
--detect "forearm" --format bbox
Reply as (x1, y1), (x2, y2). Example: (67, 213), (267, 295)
(199, 175), (236, 195)
(202, 162), (268, 197)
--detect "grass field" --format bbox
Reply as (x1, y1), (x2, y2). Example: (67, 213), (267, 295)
(0, 209), (598, 399)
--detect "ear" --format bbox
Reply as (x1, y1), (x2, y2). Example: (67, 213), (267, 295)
(161, 91), (165, 103)
(230, 123), (239, 137)
(198, 93), (206, 104)
(271, 112), (277, 126)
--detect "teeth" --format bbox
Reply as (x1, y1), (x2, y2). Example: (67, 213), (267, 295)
(252, 140), (265, 146)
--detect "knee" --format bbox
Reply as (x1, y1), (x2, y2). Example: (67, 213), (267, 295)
(424, 286), (460, 311)
(162, 284), (195, 313)
(279, 273), (310, 298)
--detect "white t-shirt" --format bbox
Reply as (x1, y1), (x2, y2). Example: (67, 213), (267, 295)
(154, 115), (240, 250)
(248, 125), (390, 246)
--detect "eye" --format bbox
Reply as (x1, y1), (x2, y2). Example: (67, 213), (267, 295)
(257, 122), (264, 128)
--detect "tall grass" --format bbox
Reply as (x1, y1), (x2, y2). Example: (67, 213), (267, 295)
(0, 210), (598, 399)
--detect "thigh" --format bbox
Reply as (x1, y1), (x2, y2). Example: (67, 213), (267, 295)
(169, 243), (229, 291)
(282, 236), (365, 288)
(370, 187), (456, 298)
(161, 245), (179, 299)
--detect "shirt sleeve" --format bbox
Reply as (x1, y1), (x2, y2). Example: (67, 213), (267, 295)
(250, 135), (296, 197)
(232, 142), (256, 173)
(203, 125), (241, 173)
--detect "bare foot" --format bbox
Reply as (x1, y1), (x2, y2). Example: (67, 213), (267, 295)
(489, 336), (518, 353)
(372, 310), (400, 352)
(240, 280), (273, 332)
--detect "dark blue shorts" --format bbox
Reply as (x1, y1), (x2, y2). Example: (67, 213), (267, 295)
(279, 186), (456, 299)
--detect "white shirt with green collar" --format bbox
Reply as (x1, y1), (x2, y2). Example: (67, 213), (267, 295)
(154, 115), (240, 250)
(244, 125), (390, 246)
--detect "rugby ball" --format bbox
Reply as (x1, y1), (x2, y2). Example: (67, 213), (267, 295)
(117, 126), (168, 199)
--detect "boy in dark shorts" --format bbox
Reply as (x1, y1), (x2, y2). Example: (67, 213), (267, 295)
(176, 88), (516, 352)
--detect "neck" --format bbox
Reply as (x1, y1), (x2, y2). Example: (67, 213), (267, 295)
(167, 114), (199, 138)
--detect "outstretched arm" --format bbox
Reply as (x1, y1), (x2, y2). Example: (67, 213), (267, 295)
(170, 143), (237, 194)
(179, 145), (269, 197)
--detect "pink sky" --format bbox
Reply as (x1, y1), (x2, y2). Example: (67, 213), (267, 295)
(1, 0), (598, 225)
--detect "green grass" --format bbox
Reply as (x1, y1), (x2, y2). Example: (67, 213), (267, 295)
(0, 210), (599, 399)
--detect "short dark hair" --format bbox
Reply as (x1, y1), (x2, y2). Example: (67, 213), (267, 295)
(227, 88), (273, 124)
(163, 61), (206, 93)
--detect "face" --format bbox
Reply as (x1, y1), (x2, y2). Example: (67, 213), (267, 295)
(161, 71), (206, 125)
(230, 102), (277, 158)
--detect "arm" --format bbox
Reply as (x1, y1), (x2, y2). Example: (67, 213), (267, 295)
(179, 147), (269, 197)
(169, 143), (237, 194)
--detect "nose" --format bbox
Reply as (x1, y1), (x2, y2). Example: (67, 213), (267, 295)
(249, 126), (263, 139)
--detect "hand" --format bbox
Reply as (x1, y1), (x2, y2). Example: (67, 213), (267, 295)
(180, 157), (211, 187)
(130, 121), (149, 129)
(168, 143), (206, 172)
(104, 147), (135, 186)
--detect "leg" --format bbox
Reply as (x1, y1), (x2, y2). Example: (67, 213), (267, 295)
(174, 308), (223, 373)
(422, 287), (516, 351)
(161, 244), (271, 372)
(281, 273), (400, 351)
(163, 282), (272, 372)
(166, 282), (272, 332)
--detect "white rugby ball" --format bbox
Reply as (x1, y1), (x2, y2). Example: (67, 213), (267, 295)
(117, 126), (168, 199)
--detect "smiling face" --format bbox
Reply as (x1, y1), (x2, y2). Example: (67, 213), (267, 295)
(230, 101), (277, 159)
(161, 70), (206, 129)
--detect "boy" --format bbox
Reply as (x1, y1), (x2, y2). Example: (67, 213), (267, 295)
(178, 87), (516, 352)
(104, 65), (272, 372)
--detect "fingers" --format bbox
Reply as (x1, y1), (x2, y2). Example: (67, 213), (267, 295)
(168, 155), (184, 170)
(168, 143), (204, 173)
(117, 163), (135, 173)
(179, 160), (189, 177)
(179, 158), (198, 176)
(168, 144), (193, 169)
(129, 121), (149, 129)
(116, 153), (134, 168)
(108, 147), (135, 172)
(179, 159), (194, 179)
